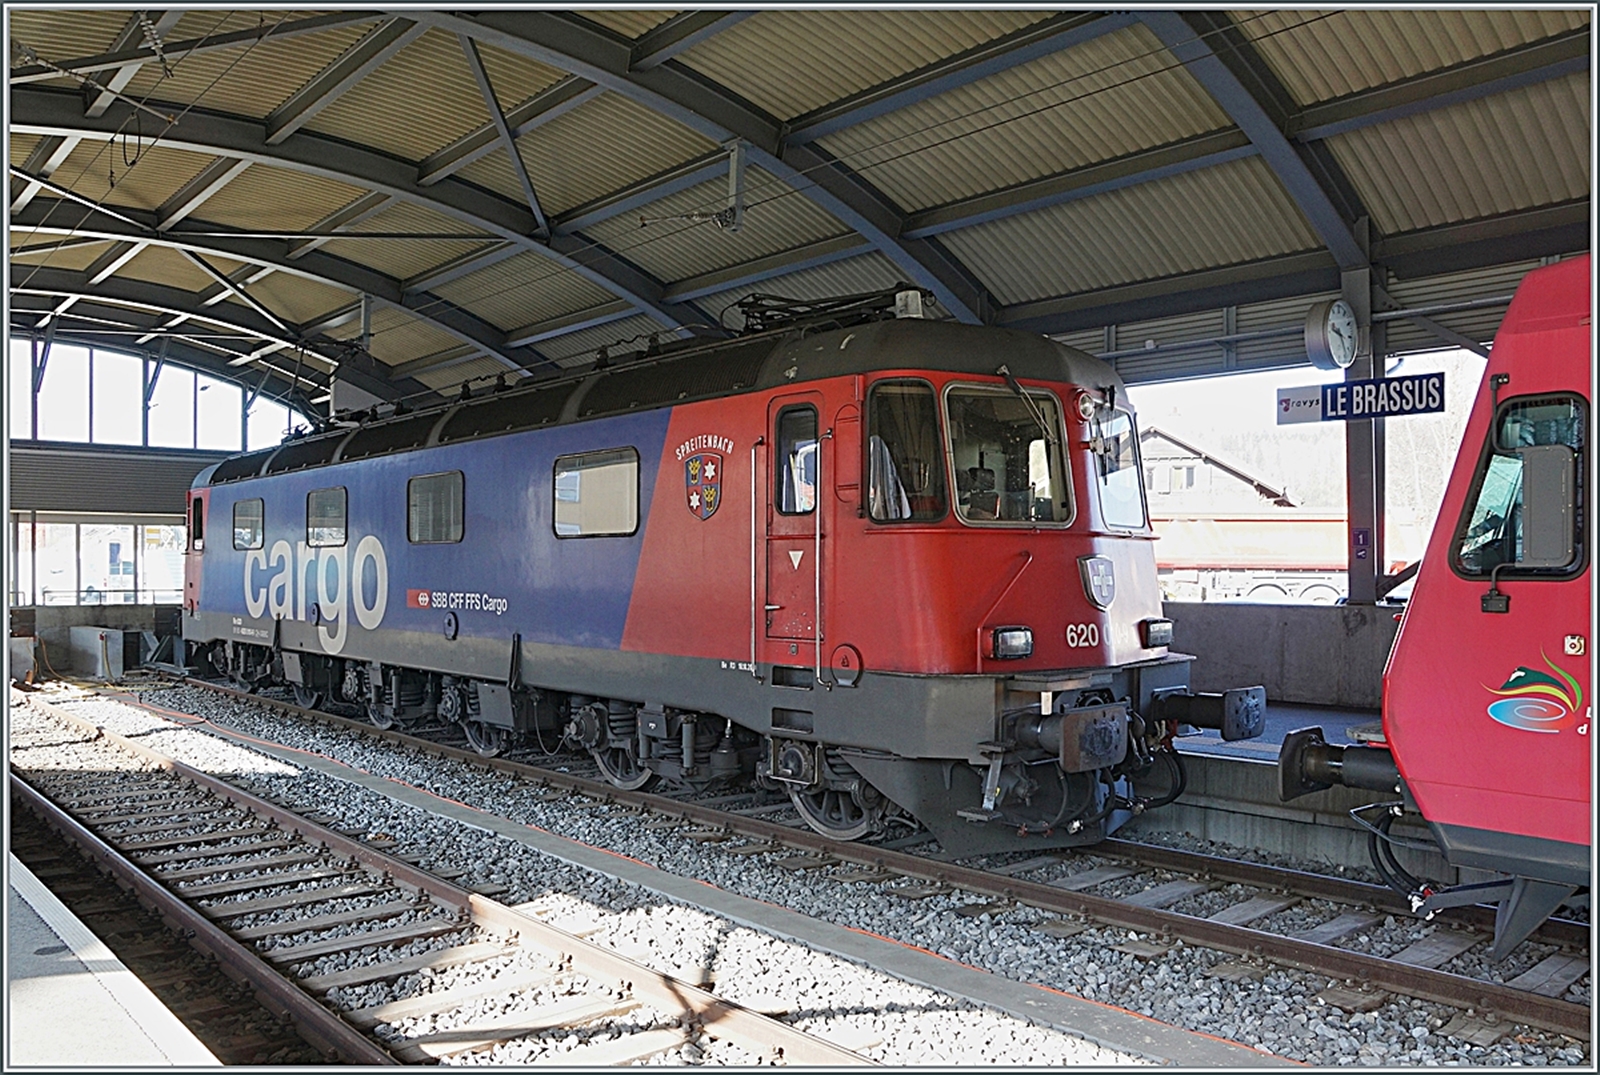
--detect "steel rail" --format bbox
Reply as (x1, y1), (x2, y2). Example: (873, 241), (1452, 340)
(165, 678), (1591, 1040)
(15, 691), (874, 1067)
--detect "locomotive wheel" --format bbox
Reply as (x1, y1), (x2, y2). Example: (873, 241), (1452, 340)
(463, 720), (508, 757)
(592, 744), (656, 791)
(292, 685), (324, 710)
(787, 750), (884, 841)
(366, 703), (397, 731)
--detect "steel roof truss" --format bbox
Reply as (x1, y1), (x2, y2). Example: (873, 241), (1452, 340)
(286, 192), (396, 261)
(629, 11), (754, 72)
(264, 17), (428, 145)
(84, 10), (184, 118)
(10, 135), (81, 214)
(157, 158), (251, 230)
(416, 76), (604, 187)
(458, 34), (550, 236)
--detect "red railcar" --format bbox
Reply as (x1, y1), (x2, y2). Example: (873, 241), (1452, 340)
(1281, 254), (1592, 957)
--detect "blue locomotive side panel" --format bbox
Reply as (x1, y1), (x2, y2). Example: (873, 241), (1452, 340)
(200, 409), (674, 657)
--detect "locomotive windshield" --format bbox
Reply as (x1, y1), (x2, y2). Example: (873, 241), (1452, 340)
(866, 380), (947, 522)
(1455, 396), (1585, 575)
(945, 385), (1070, 525)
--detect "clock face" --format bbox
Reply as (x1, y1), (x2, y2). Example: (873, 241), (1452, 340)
(1326, 299), (1357, 366)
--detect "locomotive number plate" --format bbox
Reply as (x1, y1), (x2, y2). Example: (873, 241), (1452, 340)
(1065, 623), (1100, 647)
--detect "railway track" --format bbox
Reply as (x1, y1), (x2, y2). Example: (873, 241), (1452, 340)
(33, 677), (1594, 1047)
(8, 689), (874, 1067)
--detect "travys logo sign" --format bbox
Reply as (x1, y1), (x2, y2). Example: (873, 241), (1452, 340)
(1485, 653), (1586, 734)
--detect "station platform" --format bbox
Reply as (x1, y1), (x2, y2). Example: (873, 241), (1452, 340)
(1174, 700), (1381, 762)
(7, 854), (219, 1068)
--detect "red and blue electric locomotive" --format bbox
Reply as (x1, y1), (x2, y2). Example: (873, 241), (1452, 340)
(1280, 255), (1592, 957)
(185, 289), (1264, 855)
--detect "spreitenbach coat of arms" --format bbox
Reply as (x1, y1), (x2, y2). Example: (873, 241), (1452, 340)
(685, 452), (722, 520)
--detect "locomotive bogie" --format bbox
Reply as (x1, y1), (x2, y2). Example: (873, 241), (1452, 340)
(187, 316), (1263, 851)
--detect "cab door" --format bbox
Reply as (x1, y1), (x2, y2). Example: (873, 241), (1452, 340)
(183, 490), (207, 614)
(765, 395), (824, 647)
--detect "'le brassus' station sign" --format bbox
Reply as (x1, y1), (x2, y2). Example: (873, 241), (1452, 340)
(1276, 372), (1446, 425)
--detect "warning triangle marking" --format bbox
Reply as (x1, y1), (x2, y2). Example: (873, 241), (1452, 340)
(789, 550), (804, 570)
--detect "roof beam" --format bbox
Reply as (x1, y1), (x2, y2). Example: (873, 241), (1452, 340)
(10, 12), (386, 84)
(286, 191), (395, 260)
(458, 34), (549, 235)
(1138, 11), (1368, 270)
(629, 11), (754, 71)
(416, 76), (603, 187)
(402, 242), (518, 294)
(551, 151), (730, 233)
(84, 10), (184, 118)
(388, 344), (482, 379)
(156, 157), (250, 230)
(14, 85), (706, 333)
(662, 234), (871, 303)
(10, 134), (80, 214)
(1288, 27), (1591, 143)
(84, 240), (147, 285)
(903, 130), (1255, 239)
(264, 17), (427, 145)
(786, 11), (1135, 144)
(177, 248), (291, 333)
(404, 9), (991, 323)
(504, 300), (635, 348)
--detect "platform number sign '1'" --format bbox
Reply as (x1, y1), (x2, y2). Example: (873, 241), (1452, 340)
(1277, 372), (1446, 425)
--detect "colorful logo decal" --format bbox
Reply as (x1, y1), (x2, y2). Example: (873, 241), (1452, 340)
(685, 452), (722, 521)
(1485, 652), (1585, 734)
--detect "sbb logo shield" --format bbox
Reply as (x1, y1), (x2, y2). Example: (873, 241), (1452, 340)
(685, 452), (722, 521)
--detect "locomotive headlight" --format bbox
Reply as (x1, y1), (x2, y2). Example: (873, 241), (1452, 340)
(1140, 618), (1174, 648)
(991, 627), (1034, 659)
(1076, 392), (1098, 420)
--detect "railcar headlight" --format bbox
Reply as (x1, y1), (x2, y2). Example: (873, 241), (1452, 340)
(1140, 618), (1174, 648)
(1076, 392), (1098, 420)
(991, 627), (1034, 659)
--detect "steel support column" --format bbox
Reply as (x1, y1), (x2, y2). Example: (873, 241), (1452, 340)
(1342, 248), (1384, 606)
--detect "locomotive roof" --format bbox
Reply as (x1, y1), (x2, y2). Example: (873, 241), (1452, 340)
(203, 319), (1124, 486)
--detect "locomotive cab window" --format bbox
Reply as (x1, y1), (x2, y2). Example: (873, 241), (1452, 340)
(1090, 408), (1148, 529)
(307, 487), (347, 547)
(1454, 395), (1586, 578)
(232, 498), (262, 550)
(866, 380), (947, 522)
(409, 471), (464, 543)
(554, 448), (638, 537)
(191, 497), (204, 551)
(776, 406), (817, 514)
(945, 384), (1071, 525)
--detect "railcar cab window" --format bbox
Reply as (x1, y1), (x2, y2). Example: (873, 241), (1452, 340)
(776, 407), (817, 514)
(232, 498), (263, 550)
(1454, 396), (1586, 577)
(190, 497), (204, 551)
(866, 380), (946, 522)
(1089, 408), (1147, 529)
(554, 448), (639, 537)
(409, 471), (464, 543)
(945, 384), (1070, 525)
(306, 487), (347, 548)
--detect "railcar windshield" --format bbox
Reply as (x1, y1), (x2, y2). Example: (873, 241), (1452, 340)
(1455, 396), (1586, 575)
(866, 380), (946, 522)
(1090, 408), (1147, 529)
(944, 385), (1070, 525)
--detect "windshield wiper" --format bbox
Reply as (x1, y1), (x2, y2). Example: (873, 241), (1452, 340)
(995, 365), (1055, 449)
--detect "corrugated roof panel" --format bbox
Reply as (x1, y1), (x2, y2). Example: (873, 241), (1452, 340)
(337, 305), (461, 366)
(45, 142), (221, 214)
(416, 356), (512, 393)
(307, 27), (492, 162)
(939, 155), (1322, 304)
(1326, 72), (1591, 234)
(117, 244), (245, 296)
(677, 9), (1053, 120)
(1050, 328), (1107, 356)
(10, 9), (138, 89)
(167, 10), (337, 38)
(696, 251), (908, 331)
(226, 272), (352, 327)
(194, 165), (367, 232)
(11, 133), (42, 165)
(432, 250), (618, 333)
(1235, 8), (1591, 106)
(817, 22), (1232, 211)
(1381, 259), (1542, 355)
(452, 148), (526, 205)
(574, 10), (680, 40)
(321, 201), (493, 283)
(537, 314), (666, 367)
(581, 169), (849, 284)
(480, 92), (717, 217)
(9, 239), (115, 274)
(121, 17), (376, 119)
(465, 40), (568, 112)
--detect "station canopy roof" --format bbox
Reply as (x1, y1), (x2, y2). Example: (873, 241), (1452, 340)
(9, 8), (1591, 414)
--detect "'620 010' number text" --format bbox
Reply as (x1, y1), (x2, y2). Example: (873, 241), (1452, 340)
(1065, 623), (1100, 647)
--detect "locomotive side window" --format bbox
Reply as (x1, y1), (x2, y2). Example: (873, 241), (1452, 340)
(945, 385), (1071, 525)
(554, 448), (639, 537)
(191, 497), (204, 551)
(776, 407), (817, 514)
(866, 380), (946, 522)
(1454, 395), (1586, 578)
(409, 471), (464, 543)
(232, 498), (263, 550)
(1090, 408), (1148, 529)
(306, 487), (347, 548)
